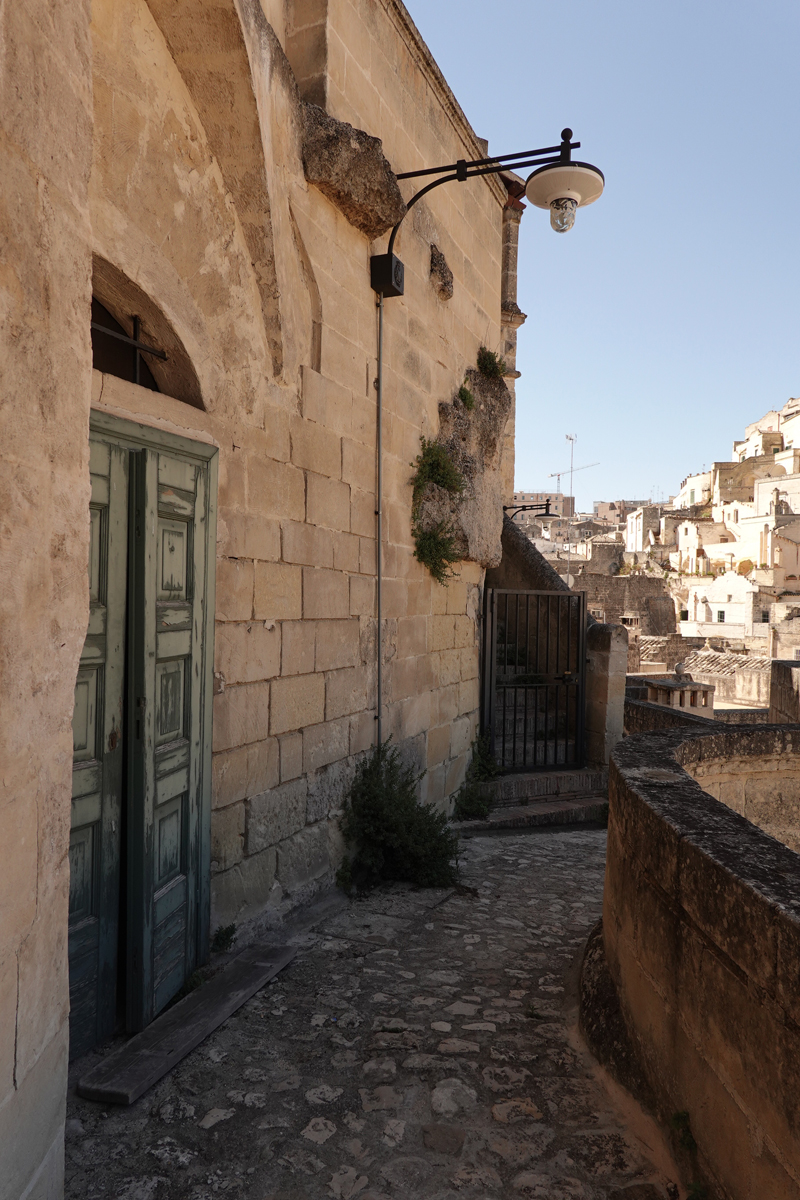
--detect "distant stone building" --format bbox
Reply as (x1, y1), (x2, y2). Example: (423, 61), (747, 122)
(509, 490), (575, 520)
(593, 498), (648, 525)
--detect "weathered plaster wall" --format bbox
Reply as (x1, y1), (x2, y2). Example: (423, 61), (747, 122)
(87, 0), (514, 936)
(602, 728), (800, 1200)
(0, 3), (94, 1197)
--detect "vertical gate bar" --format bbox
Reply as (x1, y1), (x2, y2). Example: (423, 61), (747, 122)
(566, 596), (573, 762)
(525, 595), (531, 673)
(515, 681), (522, 763)
(501, 671), (507, 767)
(578, 591), (587, 766)
(534, 684), (539, 767)
(545, 678), (550, 767)
(482, 589), (493, 750)
(556, 594), (562, 678)
(535, 594), (540, 674)
(515, 594), (521, 764)
(522, 682), (529, 767)
(546, 595), (551, 676)
(503, 593), (509, 672)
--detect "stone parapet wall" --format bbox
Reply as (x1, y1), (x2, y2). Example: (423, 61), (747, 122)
(623, 697), (715, 735)
(602, 726), (800, 1199)
(712, 707), (770, 724)
(681, 727), (800, 853)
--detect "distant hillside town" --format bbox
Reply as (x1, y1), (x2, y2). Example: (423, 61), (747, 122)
(513, 397), (800, 699)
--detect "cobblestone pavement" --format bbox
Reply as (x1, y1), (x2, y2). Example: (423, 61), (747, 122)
(65, 830), (678, 1200)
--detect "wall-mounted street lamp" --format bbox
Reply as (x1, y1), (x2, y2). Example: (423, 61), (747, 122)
(370, 129), (604, 297)
(369, 129), (604, 744)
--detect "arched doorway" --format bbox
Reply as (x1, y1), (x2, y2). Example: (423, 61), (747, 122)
(68, 301), (217, 1057)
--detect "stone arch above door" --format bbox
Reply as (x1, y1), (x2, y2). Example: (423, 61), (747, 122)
(92, 257), (204, 410)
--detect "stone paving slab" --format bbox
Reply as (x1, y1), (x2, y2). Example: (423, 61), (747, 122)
(65, 829), (679, 1200)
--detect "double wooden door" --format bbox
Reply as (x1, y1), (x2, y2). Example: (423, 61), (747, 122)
(69, 416), (216, 1059)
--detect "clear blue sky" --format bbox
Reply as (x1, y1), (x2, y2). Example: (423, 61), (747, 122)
(403, 0), (800, 511)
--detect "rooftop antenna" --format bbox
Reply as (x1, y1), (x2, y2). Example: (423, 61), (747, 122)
(566, 435), (576, 585)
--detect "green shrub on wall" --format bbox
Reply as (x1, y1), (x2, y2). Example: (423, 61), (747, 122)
(477, 345), (506, 378)
(410, 437), (465, 585)
(457, 383), (474, 410)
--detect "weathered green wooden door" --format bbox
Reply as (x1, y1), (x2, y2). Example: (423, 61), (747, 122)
(69, 415), (216, 1056)
(69, 438), (128, 1057)
(127, 445), (213, 1029)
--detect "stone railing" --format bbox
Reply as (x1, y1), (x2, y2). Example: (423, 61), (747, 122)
(644, 676), (715, 713)
(587, 725), (800, 1199)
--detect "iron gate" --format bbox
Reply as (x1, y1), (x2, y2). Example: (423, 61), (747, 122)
(482, 588), (587, 771)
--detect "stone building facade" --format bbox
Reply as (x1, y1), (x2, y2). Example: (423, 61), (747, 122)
(0, 2), (531, 1195)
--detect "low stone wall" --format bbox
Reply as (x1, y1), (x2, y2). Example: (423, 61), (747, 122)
(713, 707), (770, 725)
(624, 697), (715, 735)
(599, 725), (800, 1199)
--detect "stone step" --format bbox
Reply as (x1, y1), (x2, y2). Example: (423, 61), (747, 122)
(480, 768), (608, 808)
(455, 793), (609, 837)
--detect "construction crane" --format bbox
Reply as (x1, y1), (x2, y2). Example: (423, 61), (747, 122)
(547, 461), (599, 492)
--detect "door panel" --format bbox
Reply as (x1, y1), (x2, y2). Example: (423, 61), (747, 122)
(68, 440), (128, 1059)
(127, 445), (209, 1029)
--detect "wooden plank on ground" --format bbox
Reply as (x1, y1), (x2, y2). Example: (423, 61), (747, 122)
(77, 943), (296, 1105)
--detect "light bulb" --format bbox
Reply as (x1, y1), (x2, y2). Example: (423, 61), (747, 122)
(550, 197), (577, 233)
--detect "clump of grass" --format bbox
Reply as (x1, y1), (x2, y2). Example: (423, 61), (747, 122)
(410, 438), (465, 584)
(411, 437), (464, 508)
(211, 923), (237, 954)
(337, 741), (459, 894)
(453, 735), (500, 820)
(457, 383), (474, 410)
(477, 345), (506, 378)
(413, 521), (461, 584)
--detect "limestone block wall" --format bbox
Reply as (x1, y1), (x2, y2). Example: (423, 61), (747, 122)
(87, 0), (512, 934)
(605, 728), (800, 1200)
(0, 3), (93, 1198)
(2, 0), (519, 1192)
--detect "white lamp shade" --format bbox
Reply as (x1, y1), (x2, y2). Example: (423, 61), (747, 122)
(525, 162), (605, 209)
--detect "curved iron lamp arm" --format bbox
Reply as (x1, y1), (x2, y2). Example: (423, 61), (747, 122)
(375, 129), (579, 287)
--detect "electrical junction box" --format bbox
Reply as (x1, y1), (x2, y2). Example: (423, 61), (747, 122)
(370, 253), (404, 297)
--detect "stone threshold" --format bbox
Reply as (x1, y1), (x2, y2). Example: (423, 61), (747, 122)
(77, 943), (296, 1106)
(455, 793), (609, 837)
(481, 768), (609, 807)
